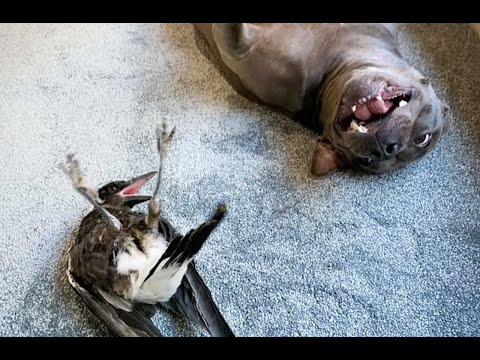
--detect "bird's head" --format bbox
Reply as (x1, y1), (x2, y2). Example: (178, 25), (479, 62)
(97, 171), (157, 208)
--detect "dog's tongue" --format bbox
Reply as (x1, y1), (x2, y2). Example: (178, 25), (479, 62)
(354, 97), (394, 121)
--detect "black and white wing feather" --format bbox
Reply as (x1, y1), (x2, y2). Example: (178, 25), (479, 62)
(67, 269), (162, 337)
(157, 208), (235, 337)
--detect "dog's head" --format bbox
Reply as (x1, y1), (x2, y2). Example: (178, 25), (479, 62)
(205, 23), (450, 177)
(312, 64), (450, 176)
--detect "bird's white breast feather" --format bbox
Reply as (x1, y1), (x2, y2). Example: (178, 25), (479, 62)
(114, 232), (193, 303)
(116, 233), (168, 297)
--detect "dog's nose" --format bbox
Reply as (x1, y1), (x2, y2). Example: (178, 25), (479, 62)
(383, 143), (400, 157)
(375, 121), (402, 159)
(368, 143), (400, 160)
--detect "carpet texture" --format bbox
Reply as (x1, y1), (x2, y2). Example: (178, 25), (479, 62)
(0, 23), (479, 337)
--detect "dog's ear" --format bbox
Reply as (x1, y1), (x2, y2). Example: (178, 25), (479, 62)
(311, 138), (346, 177)
(212, 23), (259, 60)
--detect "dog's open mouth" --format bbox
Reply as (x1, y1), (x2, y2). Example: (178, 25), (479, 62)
(338, 88), (412, 133)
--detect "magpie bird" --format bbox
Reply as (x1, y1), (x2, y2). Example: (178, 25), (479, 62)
(63, 122), (234, 337)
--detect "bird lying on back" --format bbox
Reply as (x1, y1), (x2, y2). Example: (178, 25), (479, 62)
(63, 121), (234, 337)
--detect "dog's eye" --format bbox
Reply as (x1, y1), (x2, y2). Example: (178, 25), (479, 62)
(359, 157), (372, 166)
(415, 133), (432, 147)
(110, 185), (117, 193)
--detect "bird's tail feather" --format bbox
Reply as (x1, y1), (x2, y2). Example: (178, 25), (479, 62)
(161, 262), (235, 337)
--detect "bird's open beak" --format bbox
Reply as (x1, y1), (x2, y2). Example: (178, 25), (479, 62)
(119, 171), (157, 206)
(120, 171), (157, 196)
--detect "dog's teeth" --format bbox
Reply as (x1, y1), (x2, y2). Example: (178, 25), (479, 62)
(399, 100), (408, 107)
(359, 121), (365, 126)
(358, 125), (368, 133)
(351, 105), (357, 112)
(376, 95), (382, 101)
(350, 120), (367, 133)
(359, 97), (367, 104)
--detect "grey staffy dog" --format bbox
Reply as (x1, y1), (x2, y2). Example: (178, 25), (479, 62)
(193, 23), (450, 176)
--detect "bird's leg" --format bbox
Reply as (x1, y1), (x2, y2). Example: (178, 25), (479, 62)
(146, 120), (176, 230)
(63, 153), (122, 232)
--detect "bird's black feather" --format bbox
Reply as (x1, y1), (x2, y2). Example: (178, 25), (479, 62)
(67, 271), (162, 337)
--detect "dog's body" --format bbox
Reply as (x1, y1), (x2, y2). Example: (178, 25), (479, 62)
(194, 23), (449, 176)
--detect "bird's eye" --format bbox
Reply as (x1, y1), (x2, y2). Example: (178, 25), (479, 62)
(415, 133), (432, 147)
(359, 157), (372, 166)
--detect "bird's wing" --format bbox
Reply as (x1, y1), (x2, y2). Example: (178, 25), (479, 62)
(157, 216), (235, 337)
(67, 269), (162, 337)
(162, 261), (235, 337)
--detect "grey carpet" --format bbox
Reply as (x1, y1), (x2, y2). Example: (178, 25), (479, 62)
(0, 23), (479, 337)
